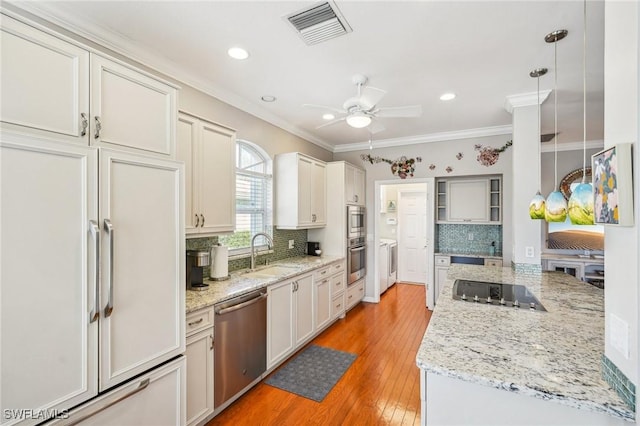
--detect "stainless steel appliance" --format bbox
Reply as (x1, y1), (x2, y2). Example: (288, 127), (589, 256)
(187, 250), (210, 291)
(307, 241), (321, 256)
(347, 236), (366, 285)
(214, 289), (267, 408)
(388, 241), (398, 287)
(452, 279), (547, 311)
(347, 205), (366, 239)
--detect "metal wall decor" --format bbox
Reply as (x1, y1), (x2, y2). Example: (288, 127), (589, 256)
(361, 154), (422, 179)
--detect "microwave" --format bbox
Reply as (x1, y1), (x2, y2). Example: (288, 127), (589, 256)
(347, 206), (366, 239)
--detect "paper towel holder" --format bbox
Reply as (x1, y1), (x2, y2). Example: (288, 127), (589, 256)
(210, 243), (230, 281)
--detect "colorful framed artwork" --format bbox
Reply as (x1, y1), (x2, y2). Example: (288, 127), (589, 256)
(591, 143), (634, 226)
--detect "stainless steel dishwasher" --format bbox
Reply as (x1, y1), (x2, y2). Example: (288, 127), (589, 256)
(214, 289), (267, 408)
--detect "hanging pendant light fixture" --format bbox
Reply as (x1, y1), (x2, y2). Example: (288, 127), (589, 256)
(544, 29), (568, 223)
(529, 67), (548, 220)
(568, 0), (595, 225)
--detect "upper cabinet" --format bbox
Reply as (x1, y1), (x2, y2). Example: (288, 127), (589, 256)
(177, 112), (236, 236)
(275, 152), (326, 229)
(345, 163), (365, 206)
(1, 15), (177, 157)
(437, 176), (501, 224)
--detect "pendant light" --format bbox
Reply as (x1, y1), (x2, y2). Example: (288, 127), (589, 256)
(544, 29), (568, 223)
(568, 0), (595, 225)
(529, 67), (548, 219)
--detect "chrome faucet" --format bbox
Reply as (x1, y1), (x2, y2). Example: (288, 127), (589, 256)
(250, 232), (274, 270)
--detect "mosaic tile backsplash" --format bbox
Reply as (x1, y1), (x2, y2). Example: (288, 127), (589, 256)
(186, 229), (307, 276)
(602, 355), (636, 413)
(436, 224), (502, 255)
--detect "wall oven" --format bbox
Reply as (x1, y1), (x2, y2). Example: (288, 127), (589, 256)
(347, 236), (366, 285)
(347, 205), (366, 239)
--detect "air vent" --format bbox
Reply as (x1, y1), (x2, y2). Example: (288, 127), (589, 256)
(285, 1), (352, 46)
(541, 133), (558, 143)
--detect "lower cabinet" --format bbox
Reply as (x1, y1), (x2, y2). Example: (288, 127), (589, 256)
(185, 308), (214, 426)
(267, 274), (315, 370)
(49, 357), (186, 425)
(346, 280), (365, 311)
(315, 274), (332, 332)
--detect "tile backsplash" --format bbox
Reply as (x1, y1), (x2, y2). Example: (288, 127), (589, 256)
(186, 229), (307, 275)
(436, 224), (502, 255)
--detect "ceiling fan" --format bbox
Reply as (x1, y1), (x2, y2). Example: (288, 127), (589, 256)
(303, 74), (422, 134)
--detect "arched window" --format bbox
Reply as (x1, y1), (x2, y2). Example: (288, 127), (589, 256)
(219, 140), (272, 253)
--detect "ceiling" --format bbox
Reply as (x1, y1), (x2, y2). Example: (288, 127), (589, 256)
(12, 1), (605, 152)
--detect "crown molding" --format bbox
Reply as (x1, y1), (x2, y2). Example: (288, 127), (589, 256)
(7, 2), (335, 153)
(333, 125), (513, 153)
(540, 139), (604, 153)
(504, 89), (552, 113)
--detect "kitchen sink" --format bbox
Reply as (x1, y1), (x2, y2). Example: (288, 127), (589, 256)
(242, 265), (300, 279)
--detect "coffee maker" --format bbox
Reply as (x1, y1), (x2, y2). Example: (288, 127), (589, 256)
(307, 241), (321, 256)
(186, 250), (210, 291)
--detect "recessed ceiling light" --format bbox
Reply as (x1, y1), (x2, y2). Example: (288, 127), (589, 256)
(228, 47), (249, 60)
(261, 95), (276, 102)
(440, 93), (456, 101)
(322, 113), (335, 120)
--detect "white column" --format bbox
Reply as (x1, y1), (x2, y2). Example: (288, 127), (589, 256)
(504, 90), (550, 269)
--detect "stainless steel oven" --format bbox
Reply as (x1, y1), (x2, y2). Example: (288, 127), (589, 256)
(347, 205), (366, 239)
(347, 236), (366, 285)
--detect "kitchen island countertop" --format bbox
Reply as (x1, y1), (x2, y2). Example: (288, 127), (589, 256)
(416, 264), (634, 422)
(186, 255), (344, 313)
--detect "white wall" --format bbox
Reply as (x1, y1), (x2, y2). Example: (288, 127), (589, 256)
(603, 0), (639, 408)
(334, 134), (513, 299)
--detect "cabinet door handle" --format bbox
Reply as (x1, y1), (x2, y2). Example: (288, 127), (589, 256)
(354, 195), (358, 202)
(210, 334), (214, 350)
(94, 116), (102, 139)
(66, 378), (150, 425)
(188, 318), (203, 326)
(104, 219), (114, 317)
(200, 214), (205, 227)
(195, 214), (200, 227)
(89, 220), (100, 323)
(80, 113), (88, 137)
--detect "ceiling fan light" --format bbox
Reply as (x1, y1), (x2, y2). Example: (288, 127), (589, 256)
(346, 112), (371, 128)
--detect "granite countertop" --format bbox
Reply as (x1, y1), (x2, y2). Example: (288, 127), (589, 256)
(416, 264), (634, 422)
(434, 251), (503, 260)
(185, 255), (344, 313)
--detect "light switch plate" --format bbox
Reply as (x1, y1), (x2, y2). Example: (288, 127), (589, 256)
(525, 246), (534, 257)
(610, 313), (630, 359)
(288, 239), (294, 249)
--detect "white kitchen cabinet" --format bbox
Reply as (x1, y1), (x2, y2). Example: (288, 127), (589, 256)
(177, 112), (235, 235)
(434, 256), (451, 305)
(314, 271), (332, 332)
(346, 280), (365, 311)
(267, 279), (296, 369)
(295, 274), (315, 346)
(0, 15), (89, 144)
(1, 15), (177, 157)
(379, 242), (390, 295)
(185, 327), (214, 426)
(436, 176), (502, 224)
(345, 163), (366, 206)
(49, 357), (186, 426)
(0, 139), (185, 425)
(90, 55), (177, 157)
(1, 138), (98, 424)
(274, 152), (326, 229)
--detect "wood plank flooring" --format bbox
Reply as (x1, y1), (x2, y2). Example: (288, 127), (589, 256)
(208, 283), (432, 425)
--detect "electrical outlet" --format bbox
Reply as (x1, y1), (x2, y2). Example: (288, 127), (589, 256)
(468, 233), (474, 241)
(610, 314), (630, 358)
(288, 239), (294, 249)
(525, 246), (534, 257)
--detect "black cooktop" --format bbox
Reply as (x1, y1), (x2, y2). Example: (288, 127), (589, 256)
(452, 279), (546, 311)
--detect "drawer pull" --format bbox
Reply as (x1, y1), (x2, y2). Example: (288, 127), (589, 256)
(188, 318), (204, 326)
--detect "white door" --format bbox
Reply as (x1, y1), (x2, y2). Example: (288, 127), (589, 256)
(1, 138), (98, 423)
(0, 15), (90, 143)
(315, 277), (331, 331)
(99, 149), (184, 391)
(297, 156), (312, 226)
(186, 329), (214, 426)
(379, 243), (389, 294)
(295, 274), (315, 345)
(267, 280), (295, 369)
(176, 113), (199, 233)
(398, 191), (428, 283)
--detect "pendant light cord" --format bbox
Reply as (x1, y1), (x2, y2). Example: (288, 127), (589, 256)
(537, 74), (542, 189)
(554, 38), (559, 189)
(582, 0), (587, 183)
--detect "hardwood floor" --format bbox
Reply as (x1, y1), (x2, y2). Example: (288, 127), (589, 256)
(208, 283), (432, 425)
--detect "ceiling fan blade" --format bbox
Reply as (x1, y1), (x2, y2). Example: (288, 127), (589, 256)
(315, 117), (346, 129)
(376, 105), (422, 118)
(368, 120), (386, 134)
(303, 103), (346, 114)
(359, 86), (387, 110)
